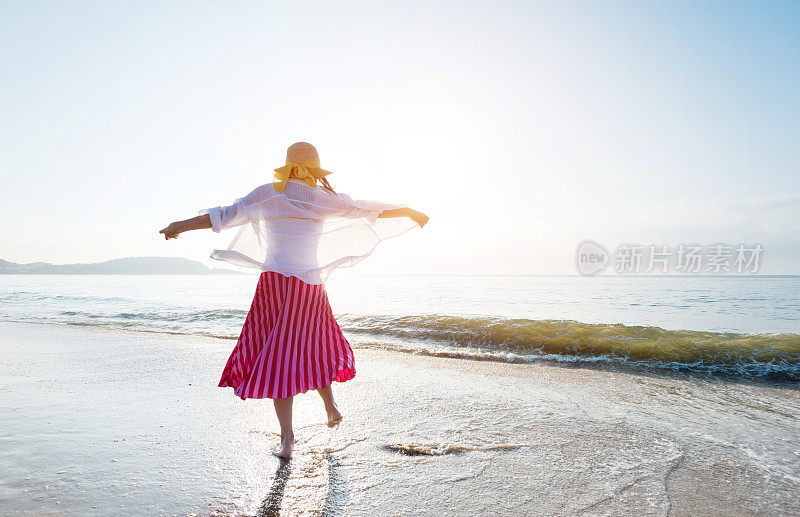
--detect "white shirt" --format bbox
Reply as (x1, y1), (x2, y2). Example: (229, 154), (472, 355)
(200, 178), (416, 284)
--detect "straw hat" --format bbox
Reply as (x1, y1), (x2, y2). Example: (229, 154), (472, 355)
(286, 142), (320, 163)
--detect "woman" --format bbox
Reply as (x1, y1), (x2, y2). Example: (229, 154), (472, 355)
(159, 142), (428, 458)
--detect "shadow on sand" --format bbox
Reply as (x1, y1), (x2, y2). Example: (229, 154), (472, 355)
(256, 450), (349, 517)
(256, 459), (292, 517)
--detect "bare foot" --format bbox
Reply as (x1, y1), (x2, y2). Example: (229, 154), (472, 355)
(272, 433), (294, 459)
(327, 407), (343, 428)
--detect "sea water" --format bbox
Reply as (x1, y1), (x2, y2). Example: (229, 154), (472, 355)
(1, 273), (799, 381)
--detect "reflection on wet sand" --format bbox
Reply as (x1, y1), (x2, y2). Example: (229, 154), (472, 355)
(321, 450), (349, 516)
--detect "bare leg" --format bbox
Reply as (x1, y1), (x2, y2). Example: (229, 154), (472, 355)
(316, 384), (343, 427)
(272, 397), (294, 458)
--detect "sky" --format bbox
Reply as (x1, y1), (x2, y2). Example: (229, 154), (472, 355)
(1, 1), (799, 275)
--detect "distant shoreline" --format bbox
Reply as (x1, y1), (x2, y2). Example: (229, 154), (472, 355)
(0, 272), (247, 275)
(0, 256), (243, 275)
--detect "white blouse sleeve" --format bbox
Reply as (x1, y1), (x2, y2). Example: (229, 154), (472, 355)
(199, 186), (269, 233)
(327, 192), (386, 222)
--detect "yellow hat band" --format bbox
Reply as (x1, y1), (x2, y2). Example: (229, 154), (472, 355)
(273, 159), (332, 193)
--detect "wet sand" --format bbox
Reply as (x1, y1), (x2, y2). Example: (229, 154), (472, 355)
(1, 322), (799, 516)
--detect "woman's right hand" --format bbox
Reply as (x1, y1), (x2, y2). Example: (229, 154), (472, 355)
(159, 222), (181, 240)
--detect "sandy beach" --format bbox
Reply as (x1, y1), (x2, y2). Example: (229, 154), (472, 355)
(1, 321), (799, 516)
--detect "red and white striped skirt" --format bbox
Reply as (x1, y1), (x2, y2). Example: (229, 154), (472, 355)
(218, 271), (356, 399)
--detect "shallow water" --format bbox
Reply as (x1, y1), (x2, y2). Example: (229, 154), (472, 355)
(1, 274), (799, 380)
(1, 323), (799, 516)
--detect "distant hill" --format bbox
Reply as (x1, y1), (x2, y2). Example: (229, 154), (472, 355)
(0, 257), (243, 275)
